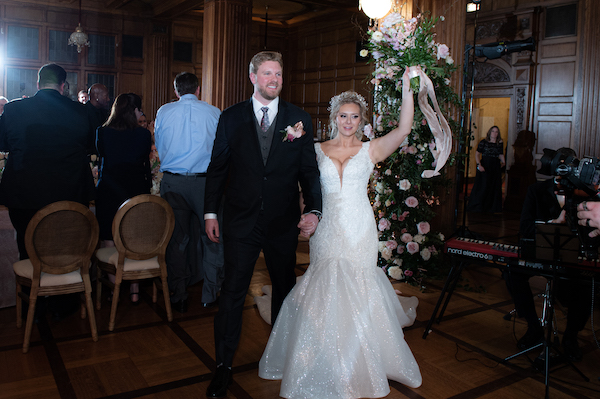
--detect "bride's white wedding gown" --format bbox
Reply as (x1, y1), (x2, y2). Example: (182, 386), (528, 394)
(259, 142), (422, 398)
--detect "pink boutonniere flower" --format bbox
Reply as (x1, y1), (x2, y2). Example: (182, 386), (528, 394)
(281, 121), (306, 142)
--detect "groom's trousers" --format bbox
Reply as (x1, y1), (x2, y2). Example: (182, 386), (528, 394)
(214, 212), (299, 367)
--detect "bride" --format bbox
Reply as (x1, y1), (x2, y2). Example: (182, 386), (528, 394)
(258, 69), (422, 398)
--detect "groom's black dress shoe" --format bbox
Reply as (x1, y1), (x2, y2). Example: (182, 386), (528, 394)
(206, 366), (232, 398)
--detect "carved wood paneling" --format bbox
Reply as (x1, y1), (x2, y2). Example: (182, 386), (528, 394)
(577, 0), (600, 157)
(201, 0), (252, 110)
(531, 3), (580, 171)
(148, 32), (171, 119)
(413, 0), (467, 236)
(539, 62), (576, 97)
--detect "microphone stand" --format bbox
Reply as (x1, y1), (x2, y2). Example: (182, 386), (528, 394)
(454, 2), (480, 238)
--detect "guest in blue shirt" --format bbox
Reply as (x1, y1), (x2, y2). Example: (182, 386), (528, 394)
(154, 72), (224, 313)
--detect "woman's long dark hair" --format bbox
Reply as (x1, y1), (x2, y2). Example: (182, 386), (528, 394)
(485, 125), (503, 144)
(103, 93), (142, 130)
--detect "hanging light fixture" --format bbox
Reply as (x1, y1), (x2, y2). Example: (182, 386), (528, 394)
(359, 0), (393, 20)
(68, 0), (89, 53)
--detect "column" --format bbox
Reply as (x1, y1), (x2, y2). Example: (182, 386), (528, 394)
(202, 0), (252, 110)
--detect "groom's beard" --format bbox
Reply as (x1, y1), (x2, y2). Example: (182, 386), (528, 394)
(258, 84), (281, 101)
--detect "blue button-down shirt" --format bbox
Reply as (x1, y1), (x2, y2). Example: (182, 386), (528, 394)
(154, 93), (221, 174)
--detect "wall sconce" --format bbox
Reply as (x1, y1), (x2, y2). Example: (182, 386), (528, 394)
(359, 0), (393, 20)
(467, 1), (481, 13)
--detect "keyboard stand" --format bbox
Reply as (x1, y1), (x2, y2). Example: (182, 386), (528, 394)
(422, 256), (466, 339)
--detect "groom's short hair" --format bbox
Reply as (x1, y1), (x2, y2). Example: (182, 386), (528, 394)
(174, 72), (199, 97)
(249, 51), (283, 75)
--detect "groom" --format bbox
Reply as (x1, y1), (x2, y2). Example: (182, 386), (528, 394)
(204, 51), (322, 397)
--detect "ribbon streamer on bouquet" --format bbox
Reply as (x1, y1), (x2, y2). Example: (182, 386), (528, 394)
(407, 66), (453, 179)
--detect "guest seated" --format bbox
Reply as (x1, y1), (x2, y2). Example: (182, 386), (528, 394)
(504, 148), (591, 361)
(95, 92), (152, 304)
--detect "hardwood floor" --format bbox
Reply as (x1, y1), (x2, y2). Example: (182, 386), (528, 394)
(1, 211), (599, 398)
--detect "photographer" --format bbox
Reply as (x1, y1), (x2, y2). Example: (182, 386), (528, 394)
(577, 201), (600, 238)
(504, 148), (590, 361)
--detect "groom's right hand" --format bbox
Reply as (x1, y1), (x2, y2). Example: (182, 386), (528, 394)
(206, 219), (220, 243)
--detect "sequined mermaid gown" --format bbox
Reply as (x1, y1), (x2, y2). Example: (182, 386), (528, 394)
(259, 142), (422, 398)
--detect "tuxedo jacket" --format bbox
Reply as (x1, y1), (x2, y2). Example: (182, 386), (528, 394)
(205, 99), (322, 239)
(0, 89), (95, 209)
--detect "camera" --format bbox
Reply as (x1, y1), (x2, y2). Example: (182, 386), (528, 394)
(539, 148), (600, 195)
(538, 148), (600, 260)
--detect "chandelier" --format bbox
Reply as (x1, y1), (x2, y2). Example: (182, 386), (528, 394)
(359, 0), (392, 20)
(68, 0), (89, 53)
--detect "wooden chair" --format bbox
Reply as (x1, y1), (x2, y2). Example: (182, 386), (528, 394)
(95, 194), (174, 331)
(13, 201), (99, 353)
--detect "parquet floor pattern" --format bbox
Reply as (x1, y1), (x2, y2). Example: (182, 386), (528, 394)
(1, 211), (599, 398)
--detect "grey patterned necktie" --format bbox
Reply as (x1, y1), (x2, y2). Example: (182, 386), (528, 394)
(260, 106), (270, 132)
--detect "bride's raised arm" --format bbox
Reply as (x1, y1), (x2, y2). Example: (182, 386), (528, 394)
(369, 68), (415, 164)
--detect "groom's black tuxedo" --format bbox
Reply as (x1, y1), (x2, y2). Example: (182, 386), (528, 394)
(205, 98), (322, 367)
(205, 99), (321, 235)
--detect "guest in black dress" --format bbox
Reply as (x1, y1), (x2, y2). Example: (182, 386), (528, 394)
(96, 93), (152, 303)
(467, 126), (505, 213)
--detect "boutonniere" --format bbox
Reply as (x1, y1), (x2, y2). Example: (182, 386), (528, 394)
(281, 121), (306, 142)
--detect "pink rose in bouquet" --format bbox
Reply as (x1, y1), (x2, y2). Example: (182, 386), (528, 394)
(407, 241), (419, 254)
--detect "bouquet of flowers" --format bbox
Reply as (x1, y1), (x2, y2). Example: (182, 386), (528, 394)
(362, 12), (462, 286)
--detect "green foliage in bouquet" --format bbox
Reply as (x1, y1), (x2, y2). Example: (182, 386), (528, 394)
(363, 12), (463, 287)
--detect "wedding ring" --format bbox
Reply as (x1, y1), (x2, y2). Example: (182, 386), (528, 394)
(583, 201), (589, 211)
(586, 219), (591, 227)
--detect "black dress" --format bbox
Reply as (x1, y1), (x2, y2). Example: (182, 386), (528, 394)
(467, 139), (504, 213)
(95, 126), (152, 240)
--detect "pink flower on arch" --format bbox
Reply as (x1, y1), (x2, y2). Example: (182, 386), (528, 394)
(437, 44), (450, 60)
(417, 221), (430, 235)
(407, 242), (420, 254)
(378, 218), (391, 231)
(400, 233), (413, 243)
(405, 196), (419, 208)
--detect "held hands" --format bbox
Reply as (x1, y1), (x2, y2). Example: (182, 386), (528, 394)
(577, 201), (600, 237)
(298, 213), (319, 238)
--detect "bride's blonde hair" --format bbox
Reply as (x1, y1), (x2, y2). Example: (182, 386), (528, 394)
(328, 91), (369, 140)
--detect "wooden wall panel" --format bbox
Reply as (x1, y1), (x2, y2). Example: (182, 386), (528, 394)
(321, 45), (338, 67)
(304, 83), (318, 103)
(539, 62), (576, 97)
(290, 83), (305, 104)
(119, 73), (143, 97)
(287, 9), (371, 133)
(537, 121), (572, 151)
(4, 5), (44, 21)
(320, 81), (336, 105)
(414, 0), (466, 236)
(538, 102), (572, 116)
(528, 2), (582, 173)
(541, 42), (577, 58)
(201, 0), (252, 110)
(336, 80), (353, 94)
(577, 0), (600, 157)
